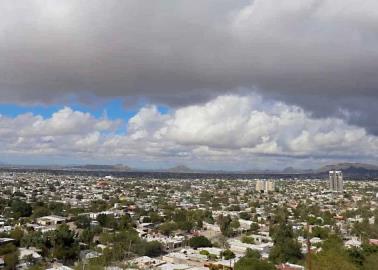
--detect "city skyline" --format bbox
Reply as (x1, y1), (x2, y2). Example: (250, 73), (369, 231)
(1, 1), (378, 169)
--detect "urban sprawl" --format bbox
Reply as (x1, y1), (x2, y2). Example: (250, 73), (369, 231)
(0, 171), (377, 270)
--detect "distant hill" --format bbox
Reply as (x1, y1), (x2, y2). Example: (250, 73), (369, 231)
(63, 162), (378, 175)
(281, 167), (297, 174)
(314, 163), (378, 175)
(69, 164), (132, 171)
(166, 165), (195, 173)
(316, 162), (378, 172)
(1, 161), (377, 178)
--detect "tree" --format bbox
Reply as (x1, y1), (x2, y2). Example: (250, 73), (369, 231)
(0, 244), (19, 270)
(143, 241), (163, 257)
(221, 249), (235, 260)
(4, 252), (19, 270)
(363, 253), (378, 270)
(230, 219), (240, 229)
(311, 226), (330, 239)
(217, 215), (234, 237)
(80, 228), (95, 245)
(32, 206), (51, 218)
(200, 250), (210, 256)
(313, 249), (357, 270)
(189, 236), (212, 248)
(150, 212), (164, 223)
(241, 235), (254, 244)
(9, 227), (24, 246)
(250, 223), (259, 233)
(49, 224), (80, 262)
(348, 247), (365, 267)
(96, 214), (117, 229)
(20, 231), (45, 252)
(235, 256), (275, 270)
(10, 199), (32, 218)
(239, 212), (252, 220)
(90, 200), (108, 212)
(159, 221), (178, 236)
(245, 248), (261, 259)
(75, 215), (91, 229)
(48, 202), (65, 216)
(177, 220), (194, 232)
(269, 223), (302, 264)
(118, 215), (133, 229)
(312, 234), (357, 270)
(142, 216), (151, 223)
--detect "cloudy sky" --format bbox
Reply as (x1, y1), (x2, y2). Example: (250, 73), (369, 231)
(1, 0), (378, 170)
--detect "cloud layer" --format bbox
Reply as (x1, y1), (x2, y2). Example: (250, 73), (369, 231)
(1, 94), (377, 169)
(1, 1), (378, 133)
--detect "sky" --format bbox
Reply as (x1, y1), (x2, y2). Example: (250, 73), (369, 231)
(1, 0), (378, 170)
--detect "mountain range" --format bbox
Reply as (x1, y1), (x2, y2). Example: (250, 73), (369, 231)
(0, 162), (377, 176)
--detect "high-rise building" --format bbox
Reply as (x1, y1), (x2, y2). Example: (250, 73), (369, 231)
(256, 180), (275, 193)
(329, 170), (343, 192)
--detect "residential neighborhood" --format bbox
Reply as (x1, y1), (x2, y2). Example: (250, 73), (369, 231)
(0, 170), (377, 270)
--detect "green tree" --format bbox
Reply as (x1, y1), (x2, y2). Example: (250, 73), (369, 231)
(177, 220), (194, 232)
(48, 202), (65, 216)
(363, 253), (378, 270)
(32, 206), (51, 218)
(230, 219), (240, 229)
(75, 215), (91, 229)
(239, 212), (252, 220)
(159, 221), (178, 236)
(9, 199), (32, 218)
(235, 255), (275, 270)
(250, 223), (259, 233)
(9, 227), (24, 246)
(49, 224), (80, 263)
(245, 248), (261, 259)
(221, 249), (235, 260)
(217, 215), (234, 237)
(269, 223), (302, 264)
(143, 241), (163, 257)
(3, 252), (19, 270)
(313, 249), (357, 270)
(80, 228), (95, 245)
(241, 235), (254, 244)
(189, 236), (212, 248)
(0, 244), (19, 270)
(97, 214), (117, 229)
(312, 234), (357, 270)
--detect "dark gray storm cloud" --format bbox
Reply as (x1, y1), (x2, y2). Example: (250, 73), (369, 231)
(1, 0), (378, 133)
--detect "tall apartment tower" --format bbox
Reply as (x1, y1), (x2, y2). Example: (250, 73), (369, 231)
(256, 180), (275, 193)
(329, 170), (343, 192)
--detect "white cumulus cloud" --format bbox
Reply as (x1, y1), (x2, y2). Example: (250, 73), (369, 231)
(0, 94), (377, 169)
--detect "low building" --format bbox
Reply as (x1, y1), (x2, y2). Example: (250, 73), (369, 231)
(276, 263), (305, 270)
(36, 215), (66, 226)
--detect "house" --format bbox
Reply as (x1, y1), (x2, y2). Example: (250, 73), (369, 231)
(36, 215), (66, 226)
(130, 256), (166, 269)
(345, 237), (362, 248)
(276, 263), (305, 270)
(0, 238), (15, 246)
(368, 239), (378, 246)
(18, 248), (42, 263)
(46, 265), (74, 270)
